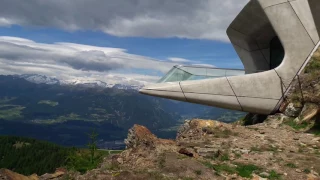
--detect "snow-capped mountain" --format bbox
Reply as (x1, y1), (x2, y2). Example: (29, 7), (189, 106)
(16, 74), (143, 90)
(18, 74), (60, 85)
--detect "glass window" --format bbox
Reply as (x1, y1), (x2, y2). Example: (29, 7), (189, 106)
(157, 66), (192, 83)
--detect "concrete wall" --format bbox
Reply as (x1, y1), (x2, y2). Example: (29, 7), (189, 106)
(140, 0), (320, 115)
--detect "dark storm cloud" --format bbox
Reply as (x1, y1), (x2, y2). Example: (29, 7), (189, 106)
(0, 0), (248, 41)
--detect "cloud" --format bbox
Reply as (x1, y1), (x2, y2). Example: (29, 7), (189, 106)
(0, 36), (186, 85)
(167, 57), (193, 63)
(0, 0), (248, 41)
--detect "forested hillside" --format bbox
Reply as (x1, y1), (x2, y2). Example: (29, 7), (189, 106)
(0, 136), (73, 175)
(0, 136), (115, 176)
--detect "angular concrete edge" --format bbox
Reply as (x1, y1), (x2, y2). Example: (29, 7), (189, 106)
(139, 0), (320, 115)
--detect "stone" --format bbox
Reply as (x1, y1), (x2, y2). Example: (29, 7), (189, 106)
(0, 169), (38, 180)
(311, 170), (319, 176)
(40, 170), (65, 179)
(296, 103), (320, 124)
(312, 137), (320, 142)
(196, 148), (217, 157)
(285, 103), (302, 117)
(116, 157), (124, 164)
(124, 124), (175, 151)
(252, 174), (267, 180)
(295, 169), (302, 173)
(259, 172), (270, 177)
(178, 148), (194, 157)
(307, 174), (320, 180)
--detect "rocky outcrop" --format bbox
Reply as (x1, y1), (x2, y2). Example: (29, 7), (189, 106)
(0, 169), (38, 180)
(0, 168), (65, 180)
(124, 124), (176, 151)
(3, 117), (320, 180)
(177, 119), (227, 140)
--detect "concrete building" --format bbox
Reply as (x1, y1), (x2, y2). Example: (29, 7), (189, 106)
(139, 0), (320, 115)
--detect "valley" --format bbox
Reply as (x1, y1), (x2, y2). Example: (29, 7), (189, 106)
(0, 75), (244, 148)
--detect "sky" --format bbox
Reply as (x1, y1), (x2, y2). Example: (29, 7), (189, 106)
(0, 0), (248, 86)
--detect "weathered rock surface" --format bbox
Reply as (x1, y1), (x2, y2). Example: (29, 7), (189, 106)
(295, 103), (320, 124)
(285, 103), (303, 117)
(0, 168), (65, 180)
(0, 169), (38, 180)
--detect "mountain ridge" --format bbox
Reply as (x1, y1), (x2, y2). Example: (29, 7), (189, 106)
(15, 74), (144, 90)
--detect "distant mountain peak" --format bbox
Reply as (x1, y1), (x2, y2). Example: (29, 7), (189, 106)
(18, 74), (60, 85)
(16, 74), (143, 90)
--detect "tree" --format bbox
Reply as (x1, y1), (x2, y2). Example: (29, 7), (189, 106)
(87, 129), (98, 164)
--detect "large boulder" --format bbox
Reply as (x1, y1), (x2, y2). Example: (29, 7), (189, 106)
(124, 124), (176, 151)
(294, 103), (320, 124)
(285, 103), (303, 117)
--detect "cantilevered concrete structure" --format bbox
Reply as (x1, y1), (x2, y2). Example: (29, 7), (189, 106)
(139, 0), (320, 115)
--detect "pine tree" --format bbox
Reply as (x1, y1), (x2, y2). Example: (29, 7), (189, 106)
(87, 129), (98, 164)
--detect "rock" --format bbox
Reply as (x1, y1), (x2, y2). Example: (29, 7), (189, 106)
(116, 157), (124, 164)
(124, 124), (157, 149)
(295, 169), (302, 173)
(252, 174), (267, 180)
(311, 170), (319, 176)
(312, 137), (320, 142)
(307, 174), (320, 180)
(40, 171), (64, 180)
(296, 103), (319, 124)
(176, 119), (228, 140)
(299, 142), (307, 147)
(0, 169), (39, 180)
(259, 172), (270, 177)
(178, 148), (194, 157)
(196, 148), (217, 157)
(285, 103), (302, 117)
(124, 124), (175, 150)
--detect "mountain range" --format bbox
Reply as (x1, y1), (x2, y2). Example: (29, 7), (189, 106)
(16, 74), (143, 90)
(0, 74), (244, 147)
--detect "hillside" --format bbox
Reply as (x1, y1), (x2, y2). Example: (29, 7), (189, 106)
(0, 136), (121, 176)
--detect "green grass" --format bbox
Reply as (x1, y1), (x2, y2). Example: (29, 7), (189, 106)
(32, 113), (86, 124)
(66, 149), (115, 174)
(0, 106), (25, 120)
(220, 154), (230, 161)
(304, 57), (320, 74)
(0, 97), (16, 104)
(285, 119), (309, 130)
(268, 170), (282, 180)
(203, 162), (261, 178)
(286, 163), (297, 168)
(235, 164), (261, 178)
(38, 100), (59, 107)
(304, 169), (311, 174)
